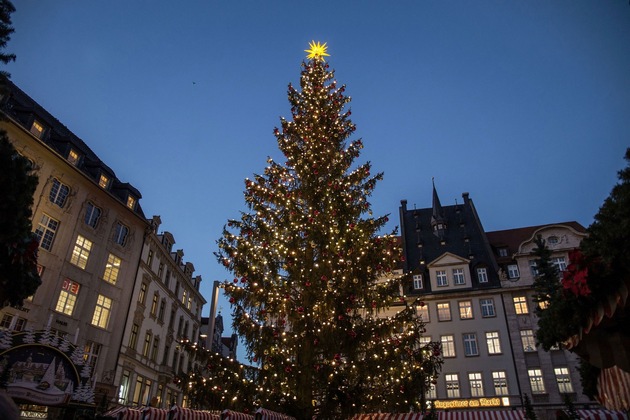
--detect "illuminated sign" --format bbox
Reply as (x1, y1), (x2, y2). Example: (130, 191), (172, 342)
(433, 398), (503, 409)
(62, 278), (80, 294)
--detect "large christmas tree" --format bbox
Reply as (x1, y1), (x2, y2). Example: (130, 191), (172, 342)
(214, 42), (442, 419)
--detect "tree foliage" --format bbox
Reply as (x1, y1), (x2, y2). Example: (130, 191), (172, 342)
(205, 55), (442, 419)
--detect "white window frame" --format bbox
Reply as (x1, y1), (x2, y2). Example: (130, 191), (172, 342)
(416, 304), (429, 322)
(554, 367), (574, 393)
(486, 331), (502, 354)
(413, 274), (423, 289)
(528, 369), (546, 394)
(436, 270), (448, 287)
(459, 300), (473, 319)
(70, 235), (92, 269)
(441, 335), (456, 358)
(35, 213), (59, 251)
(513, 296), (529, 314)
(469, 372), (484, 397)
(477, 267), (488, 283)
(463, 333), (479, 356)
(507, 264), (520, 279)
(103, 254), (121, 284)
(49, 178), (70, 207)
(492, 371), (509, 395)
(85, 202), (101, 228)
(453, 268), (465, 285)
(114, 223), (129, 246)
(480, 298), (496, 317)
(55, 279), (80, 316)
(520, 329), (536, 352)
(91, 294), (112, 329)
(445, 373), (460, 398)
(552, 256), (567, 272)
(437, 302), (451, 321)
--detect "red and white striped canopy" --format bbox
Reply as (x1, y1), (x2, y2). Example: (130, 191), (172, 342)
(255, 407), (296, 420)
(574, 409), (628, 420)
(102, 406), (144, 420)
(352, 414), (424, 419)
(170, 406), (220, 420)
(143, 407), (170, 420)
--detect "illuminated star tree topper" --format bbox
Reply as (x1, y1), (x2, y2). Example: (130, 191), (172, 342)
(304, 40), (330, 61)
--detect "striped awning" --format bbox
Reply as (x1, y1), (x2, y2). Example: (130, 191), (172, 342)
(170, 407), (220, 420)
(574, 409), (628, 420)
(597, 365), (630, 411)
(102, 406), (144, 420)
(351, 414), (424, 419)
(143, 407), (170, 420)
(255, 408), (296, 420)
(221, 409), (255, 419)
(438, 411), (523, 420)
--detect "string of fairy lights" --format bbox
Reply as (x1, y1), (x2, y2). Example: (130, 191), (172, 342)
(180, 42), (443, 416)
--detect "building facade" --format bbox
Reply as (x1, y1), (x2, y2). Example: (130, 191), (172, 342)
(399, 186), (594, 417)
(0, 80), (206, 411)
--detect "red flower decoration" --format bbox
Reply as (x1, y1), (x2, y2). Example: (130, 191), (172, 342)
(561, 249), (591, 297)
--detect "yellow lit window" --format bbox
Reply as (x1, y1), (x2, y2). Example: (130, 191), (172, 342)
(127, 195), (136, 209)
(70, 235), (92, 269)
(99, 174), (109, 188)
(103, 254), (121, 284)
(30, 120), (44, 138)
(68, 149), (80, 165)
(91, 294), (112, 329)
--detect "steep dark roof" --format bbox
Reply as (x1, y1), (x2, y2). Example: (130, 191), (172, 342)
(486, 221), (587, 257)
(0, 78), (145, 218)
(399, 191), (500, 294)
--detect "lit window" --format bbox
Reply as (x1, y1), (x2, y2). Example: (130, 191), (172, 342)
(83, 341), (102, 371)
(151, 292), (159, 317)
(49, 178), (70, 207)
(486, 332), (502, 354)
(436, 270), (448, 287)
(68, 149), (80, 165)
(138, 283), (147, 305)
(441, 335), (455, 357)
(513, 296), (529, 314)
(477, 267), (488, 283)
(55, 279), (80, 315)
(498, 248), (508, 257)
(493, 371), (509, 395)
(30, 120), (44, 138)
(459, 300), (473, 319)
(84, 202), (102, 228)
(127, 195), (136, 210)
(554, 367), (574, 393)
(129, 324), (139, 350)
(114, 223), (129, 246)
(480, 298), (496, 317)
(463, 333), (478, 356)
(520, 329), (536, 352)
(445, 373), (460, 398)
(437, 303), (451, 321)
(187, 296), (192, 310)
(507, 264), (520, 279)
(552, 257), (567, 272)
(70, 235), (92, 269)
(98, 174), (109, 189)
(103, 254), (121, 284)
(469, 372), (484, 397)
(528, 369), (546, 394)
(181, 289), (187, 305)
(119, 370), (131, 404)
(416, 303), (429, 322)
(426, 383), (437, 400)
(453, 268), (465, 285)
(35, 214), (59, 251)
(91, 294), (112, 329)
(413, 274), (423, 289)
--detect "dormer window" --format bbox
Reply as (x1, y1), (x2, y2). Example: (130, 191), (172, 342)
(30, 120), (44, 138)
(126, 195), (136, 210)
(68, 149), (80, 166)
(99, 174), (110, 189)
(548, 236), (558, 245)
(498, 248), (508, 257)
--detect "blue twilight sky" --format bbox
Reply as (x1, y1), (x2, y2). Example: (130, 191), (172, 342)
(7, 2), (630, 335)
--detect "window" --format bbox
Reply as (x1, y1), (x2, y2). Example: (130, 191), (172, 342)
(436, 270), (448, 287)
(98, 174), (109, 189)
(426, 384), (437, 400)
(459, 301), (473, 319)
(35, 214), (59, 251)
(158, 299), (166, 322)
(114, 223), (129, 246)
(453, 268), (465, 285)
(480, 298), (496, 317)
(0, 314), (12, 328)
(547, 236), (558, 245)
(138, 283), (147, 305)
(554, 367), (574, 393)
(158, 263), (164, 279)
(445, 374), (460, 398)
(147, 250), (154, 269)
(68, 149), (80, 165)
(129, 324), (139, 350)
(477, 267), (488, 283)
(151, 293), (159, 317)
(151, 336), (160, 362)
(30, 120), (44, 138)
(441, 335), (455, 357)
(143, 332), (152, 357)
(49, 178), (70, 207)
(492, 371), (509, 395)
(528, 369), (546, 394)
(55, 279), (80, 315)
(84, 202), (102, 228)
(119, 370), (131, 404)
(498, 247), (508, 257)
(91, 294), (112, 328)
(513, 296), (529, 314)
(469, 372), (484, 397)
(507, 264), (520, 279)
(181, 289), (187, 305)
(70, 235), (92, 269)
(486, 332), (502, 354)
(552, 256), (567, 272)
(437, 303), (451, 321)
(520, 329), (536, 352)
(529, 260), (539, 276)
(103, 254), (121, 284)
(463, 333), (479, 356)
(412, 274), (423, 289)
(83, 341), (102, 371)
(416, 303), (429, 322)
(127, 195), (136, 210)
(162, 344), (170, 366)
(164, 269), (170, 288)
